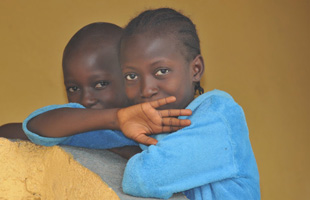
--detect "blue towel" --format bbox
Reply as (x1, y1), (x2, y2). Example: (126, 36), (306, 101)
(22, 103), (137, 148)
(123, 90), (260, 200)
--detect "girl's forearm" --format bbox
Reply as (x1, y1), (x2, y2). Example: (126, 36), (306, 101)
(27, 108), (120, 138)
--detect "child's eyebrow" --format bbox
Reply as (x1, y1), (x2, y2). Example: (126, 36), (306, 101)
(149, 58), (171, 67)
(88, 73), (111, 80)
(150, 60), (163, 66)
(122, 58), (169, 70)
(63, 81), (76, 86)
(122, 66), (137, 70)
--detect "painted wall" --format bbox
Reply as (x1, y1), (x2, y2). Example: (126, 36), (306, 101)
(0, 0), (309, 199)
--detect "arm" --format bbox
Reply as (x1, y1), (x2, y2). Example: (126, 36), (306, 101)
(122, 94), (250, 199)
(22, 104), (137, 148)
(0, 123), (29, 140)
(122, 113), (236, 199)
(27, 106), (120, 138)
(108, 146), (142, 160)
(25, 97), (192, 145)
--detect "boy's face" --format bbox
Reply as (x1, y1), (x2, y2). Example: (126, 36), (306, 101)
(63, 45), (128, 109)
(120, 33), (197, 109)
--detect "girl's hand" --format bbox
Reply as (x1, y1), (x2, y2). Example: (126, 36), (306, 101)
(117, 96), (192, 145)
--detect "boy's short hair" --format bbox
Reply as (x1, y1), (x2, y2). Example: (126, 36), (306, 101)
(63, 22), (122, 68)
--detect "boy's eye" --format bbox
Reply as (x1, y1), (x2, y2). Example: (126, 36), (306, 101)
(155, 68), (170, 76)
(67, 86), (80, 93)
(125, 73), (138, 81)
(95, 81), (109, 89)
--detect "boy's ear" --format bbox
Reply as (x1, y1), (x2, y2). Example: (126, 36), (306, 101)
(190, 55), (205, 82)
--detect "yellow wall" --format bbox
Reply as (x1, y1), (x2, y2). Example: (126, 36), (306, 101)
(1, 0), (309, 199)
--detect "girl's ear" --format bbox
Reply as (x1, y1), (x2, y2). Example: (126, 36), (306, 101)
(191, 55), (205, 82)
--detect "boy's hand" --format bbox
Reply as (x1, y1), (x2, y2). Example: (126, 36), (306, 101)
(117, 96), (192, 146)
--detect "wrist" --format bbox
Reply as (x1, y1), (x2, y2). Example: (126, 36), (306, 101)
(113, 108), (121, 130)
(116, 108), (125, 131)
(100, 108), (121, 130)
(86, 108), (121, 131)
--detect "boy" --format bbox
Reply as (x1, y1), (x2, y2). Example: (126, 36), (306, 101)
(0, 22), (142, 158)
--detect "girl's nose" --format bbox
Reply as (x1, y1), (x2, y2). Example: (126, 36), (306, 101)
(141, 78), (158, 99)
(81, 90), (97, 108)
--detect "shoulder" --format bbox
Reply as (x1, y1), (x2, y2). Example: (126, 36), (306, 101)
(32, 103), (85, 114)
(187, 90), (247, 128)
(188, 89), (242, 113)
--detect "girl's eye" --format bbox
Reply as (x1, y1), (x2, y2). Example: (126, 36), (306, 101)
(67, 86), (80, 93)
(95, 81), (109, 89)
(125, 73), (138, 81)
(155, 68), (170, 76)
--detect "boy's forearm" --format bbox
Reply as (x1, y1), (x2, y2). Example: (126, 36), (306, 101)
(27, 108), (120, 138)
(0, 123), (29, 140)
(108, 146), (142, 160)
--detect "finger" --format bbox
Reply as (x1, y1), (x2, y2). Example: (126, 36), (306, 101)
(159, 109), (192, 117)
(149, 96), (176, 108)
(133, 135), (158, 146)
(161, 118), (191, 127)
(161, 125), (188, 133)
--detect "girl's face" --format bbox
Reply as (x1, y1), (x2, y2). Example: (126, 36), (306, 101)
(63, 45), (128, 109)
(120, 33), (203, 109)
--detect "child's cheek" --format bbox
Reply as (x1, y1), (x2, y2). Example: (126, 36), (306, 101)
(125, 87), (139, 104)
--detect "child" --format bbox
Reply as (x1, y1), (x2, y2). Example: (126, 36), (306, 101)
(0, 22), (127, 141)
(22, 23), (192, 155)
(0, 22), (141, 158)
(119, 8), (260, 199)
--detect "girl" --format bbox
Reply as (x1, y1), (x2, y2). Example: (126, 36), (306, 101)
(120, 8), (260, 199)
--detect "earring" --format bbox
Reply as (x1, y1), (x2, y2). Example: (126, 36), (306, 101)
(194, 81), (204, 95)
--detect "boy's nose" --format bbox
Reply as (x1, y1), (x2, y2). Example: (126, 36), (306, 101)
(81, 90), (97, 108)
(141, 79), (158, 99)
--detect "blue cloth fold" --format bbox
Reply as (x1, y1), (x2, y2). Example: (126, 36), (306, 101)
(122, 90), (260, 200)
(22, 103), (137, 148)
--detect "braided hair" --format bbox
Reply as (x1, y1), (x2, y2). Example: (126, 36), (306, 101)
(122, 8), (204, 95)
